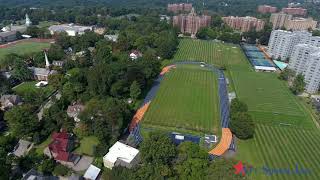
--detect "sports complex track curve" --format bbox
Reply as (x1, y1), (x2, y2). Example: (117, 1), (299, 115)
(129, 61), (233, 156)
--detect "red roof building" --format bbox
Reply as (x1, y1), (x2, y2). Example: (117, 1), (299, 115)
(47, 131), (80, 163)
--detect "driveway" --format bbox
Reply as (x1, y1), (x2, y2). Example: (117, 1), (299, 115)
(72, 155), (94, 172)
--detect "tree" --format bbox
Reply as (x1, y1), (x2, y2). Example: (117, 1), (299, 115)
(140, 132), (176, 164)
(11, 61), (33, 81)
(94, 39), (112, 63)
(0, 74), (10, 96)
(291, 73), (306, 95)
(38, 159), (56, 175)
(229, 98), (254, 139)
(279, 68), (295, 81)
(230, 98), (248, 113)
(48, 44), (65, 61)
(229, 111), (255, 139)
(205, 158), (247, 180)
(4, 105), (39, 137)
(48, 74), (64, 89)
(53, 164), (69, 176)
(175, 142), (209, 179)
(130, 81), (141, 100)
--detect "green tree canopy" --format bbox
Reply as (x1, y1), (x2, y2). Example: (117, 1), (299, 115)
(4, 105), (39, 137)
(291, 73), (306, 95)
(140, 132), (176, 164)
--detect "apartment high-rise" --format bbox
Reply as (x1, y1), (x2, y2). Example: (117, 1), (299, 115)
(268, 30), (320, 93)
(284, 17), (317, 31)
(222, 16), (265, 32)
(267, 30), (320, 60)
(173, 8), (211, 35)
(289, 45), (320, 93)
(257, 5), (277, 14)
(270, 13), (292, 29)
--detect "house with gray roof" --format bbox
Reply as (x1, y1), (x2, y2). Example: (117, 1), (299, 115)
(0, 94), (22, 110)
(13, 139), (33, 157)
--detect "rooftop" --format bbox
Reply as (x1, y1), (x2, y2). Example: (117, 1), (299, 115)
(49, 24), (92, 32)
(83, 165), (101, 180)
(103, 141), (139, 164)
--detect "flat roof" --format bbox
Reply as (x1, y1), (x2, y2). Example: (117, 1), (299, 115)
(273, 60), (288, 71)
(103, 141), (139, 164)
(254, 66), (277, 71)
(83, 165), (101, 180)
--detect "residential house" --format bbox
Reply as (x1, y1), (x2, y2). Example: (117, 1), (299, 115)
(103, 141), (140, 169)
(52, 61), (64, 67)
(129, 50), (142, 60)
(0, 95), (22, 110)
(67, 102), (85, 122)
(83, 165), (101, 180)
(44, 131), (81, 166)
(13, 139), (33, 157)
(22, 169), (59, 180)
(104, 34), (118, 42)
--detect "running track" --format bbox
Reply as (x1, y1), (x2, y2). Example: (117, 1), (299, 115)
(129, 61), (233, 156)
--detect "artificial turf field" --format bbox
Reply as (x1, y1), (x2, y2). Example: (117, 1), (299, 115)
(0, 41), (51, 60)
(142, 64), (220, 135)
(170, 39), (320, 179)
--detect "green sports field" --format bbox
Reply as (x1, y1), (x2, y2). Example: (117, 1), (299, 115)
(171, 39), (320, 179)
(0, 41), (51, 60)
(142, 64), (220, 135)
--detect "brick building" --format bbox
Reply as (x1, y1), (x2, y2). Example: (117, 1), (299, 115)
(281, 7), (307, 16)
(167, 3), (193, 13)
(173, 8), (211, 35)
(222, 16), (265, 32)
(257, 5), (277, 14)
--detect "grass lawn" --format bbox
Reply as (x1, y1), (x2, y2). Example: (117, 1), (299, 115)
(173, 39), (320, 179)
(0, 41), (51, 60)
(37, 21), (59, 28)
(13, 81), (55, 99)
(74, 136), (100, 156)
(35, 136), (52, 155)
(142, 64), (220, 135)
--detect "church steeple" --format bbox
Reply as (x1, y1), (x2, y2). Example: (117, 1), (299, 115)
(44, 50), (50, 69)
(25, 14), (32, 26)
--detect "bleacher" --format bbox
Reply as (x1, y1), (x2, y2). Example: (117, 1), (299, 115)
(170, 132), (201, 145)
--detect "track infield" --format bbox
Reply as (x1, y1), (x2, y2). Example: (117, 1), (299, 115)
(142, 64), (220, 135)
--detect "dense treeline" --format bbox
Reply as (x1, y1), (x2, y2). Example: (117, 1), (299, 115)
(0, 15), (179, 178)
(103, 132), (247, 180)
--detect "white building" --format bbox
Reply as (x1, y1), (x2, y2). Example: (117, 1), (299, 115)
(288, 44), (320, 74)
(48, 24), (93, 36)
(269, 30), (320, 93)
(83, 165), (101, 180)
(289, 45), (320, 93)
(267, 30), (320, 61)
(103, 141), (140, 169)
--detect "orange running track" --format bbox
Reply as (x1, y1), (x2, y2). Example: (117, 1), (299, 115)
(129, 102), (151, 132)
(209, 128), (232, 156)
